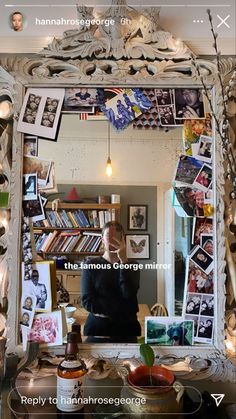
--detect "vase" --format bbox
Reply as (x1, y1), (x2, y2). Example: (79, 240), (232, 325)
(120, 365), (184, 419)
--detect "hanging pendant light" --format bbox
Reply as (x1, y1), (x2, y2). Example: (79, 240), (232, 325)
(105, 122), (113, 177)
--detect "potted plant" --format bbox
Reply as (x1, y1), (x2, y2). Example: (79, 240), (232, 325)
(120, 344), (184, 418)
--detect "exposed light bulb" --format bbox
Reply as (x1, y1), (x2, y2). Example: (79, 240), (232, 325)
(105, 157), (112, 177)
(0, 101), (13, 120)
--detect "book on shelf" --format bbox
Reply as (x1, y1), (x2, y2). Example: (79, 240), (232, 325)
(34, 229), (102, 254)
(33, 205), (119, 229)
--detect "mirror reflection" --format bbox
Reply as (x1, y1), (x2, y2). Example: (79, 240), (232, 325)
(20, 87), (214, 346)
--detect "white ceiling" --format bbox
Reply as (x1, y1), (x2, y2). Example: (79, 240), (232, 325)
(0, 0), (235, 55)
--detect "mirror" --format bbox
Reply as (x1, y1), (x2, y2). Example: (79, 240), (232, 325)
(0, 1), (234, 381)
(13, 85), (218, 351)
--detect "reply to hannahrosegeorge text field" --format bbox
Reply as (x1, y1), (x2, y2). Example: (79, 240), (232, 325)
(20, 396), (146, 407)
(64, 261), (172, 271)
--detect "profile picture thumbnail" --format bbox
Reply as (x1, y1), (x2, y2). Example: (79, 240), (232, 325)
(9, 11), (26, 32)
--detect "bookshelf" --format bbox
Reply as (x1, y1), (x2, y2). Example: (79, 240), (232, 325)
(33, 202), (121, 256)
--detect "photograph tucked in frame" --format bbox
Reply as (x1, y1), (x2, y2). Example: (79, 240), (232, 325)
(21, 310), (63, 351)
(23, 155), (52, 187)
(173, 186), (206, 217)
(189, 245), (214, 275)
(100, 88), (151, 130)
(194, 135), (213, 164)
(21, 294), (37, 312)
(22, 261), (52, 312)
(23, 174), (37, 201)
(62, 88), (98, 112)
(158, 105), (176, 126)
(126, 234), (150, 259)
(23, 135), (38, 156)
(155, 88), (172, 106)
(174, 88), (206, 119)
(128, 205), (148, 230)
(200, 235), (213, 256)
(17, 88), (65, 139)
(19, 311), (33, 328)
(182, 115), (212, 156)
(174, 155), (203, 186)
(145, 317), (194, 346)
(192, 217), (213, 245)
(23, 194), (45, 222)
(196, 316), (214, 343)
(193, 163), (212, 192)
(185, 259), (214, 295)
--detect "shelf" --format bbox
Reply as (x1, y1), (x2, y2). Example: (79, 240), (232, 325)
(45, 203), (121, 210)
(33, 227), (102, 231)
(38, 251), (101, 255)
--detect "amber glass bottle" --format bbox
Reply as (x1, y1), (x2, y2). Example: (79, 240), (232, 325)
(57, 332), (87, 417)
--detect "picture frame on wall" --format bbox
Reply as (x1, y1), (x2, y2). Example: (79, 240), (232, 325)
(128, 205), (148, 230)
(126, 234), (150, 259)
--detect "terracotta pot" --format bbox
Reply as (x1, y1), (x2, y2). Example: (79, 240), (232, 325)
(121, 365), (184, 419)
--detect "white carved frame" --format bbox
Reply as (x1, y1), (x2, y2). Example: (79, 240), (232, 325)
(0, 54), (235, 382)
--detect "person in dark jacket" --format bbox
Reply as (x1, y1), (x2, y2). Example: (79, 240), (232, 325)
(81, 221), (141, 343)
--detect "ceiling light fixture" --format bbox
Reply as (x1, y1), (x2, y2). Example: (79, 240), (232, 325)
(105, 123), (113, 177)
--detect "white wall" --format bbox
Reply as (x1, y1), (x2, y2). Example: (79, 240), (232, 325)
(38, 115), (183, 185)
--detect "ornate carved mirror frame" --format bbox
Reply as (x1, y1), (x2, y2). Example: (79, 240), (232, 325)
(0, 1), (235, 382)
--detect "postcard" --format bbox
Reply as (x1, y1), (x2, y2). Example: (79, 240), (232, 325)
(100, 88), (151, 130)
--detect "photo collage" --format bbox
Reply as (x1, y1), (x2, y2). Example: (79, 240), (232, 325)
(171, 94), (214, 344)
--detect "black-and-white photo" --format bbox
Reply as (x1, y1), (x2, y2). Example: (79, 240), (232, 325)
(189, 245), (214, 275)
(40, 97), (59, 128)
(20, 294), (36, 329)
(174, 88), (206, 119)
(23, 194), (45, 222)
(20, 311), (31, 328)
(196, 316), (213, 342)
(158, 105), (176, 126)
(155, 88), (172, 106)
(17, 88), (65, 140)
(185, 293), (202, 315)
(22, 261), (52, 312)
(23, 174), (37, 201)
(200, 295), (214, 316)
(22, 93), (42, 124)
(128, 205), (147, 230)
